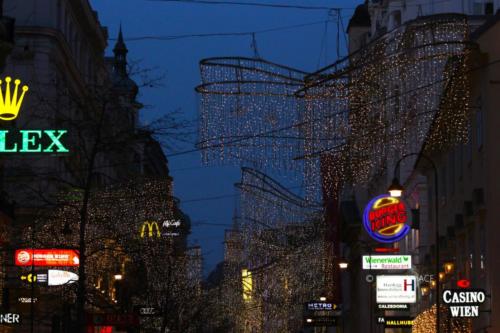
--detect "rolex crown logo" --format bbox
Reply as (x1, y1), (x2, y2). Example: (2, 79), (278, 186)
(0, 77), (29, 121)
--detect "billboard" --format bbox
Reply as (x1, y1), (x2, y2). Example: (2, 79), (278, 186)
(15, 249), (79, 266)
(376, 275), (416, 304)
(362, 255), (411, 270)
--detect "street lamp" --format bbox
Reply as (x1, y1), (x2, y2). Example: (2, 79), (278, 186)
(114, 274), (123, 281)
(388, 152), (440, 333)
(338, 260), (349, 270)
(387, 177), (404, 197)
(444, 262), (454, 274)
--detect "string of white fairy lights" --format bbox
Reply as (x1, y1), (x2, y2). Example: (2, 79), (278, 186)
(197, 14), (474, 197)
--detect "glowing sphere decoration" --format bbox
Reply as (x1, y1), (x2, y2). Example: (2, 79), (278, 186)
(363, 194), (411, 243)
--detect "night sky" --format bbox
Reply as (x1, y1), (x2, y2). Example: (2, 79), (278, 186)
(91, 0), (359, 274)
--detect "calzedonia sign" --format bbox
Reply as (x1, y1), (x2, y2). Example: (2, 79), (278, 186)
(442, 289), (486, 318)
(0, 76), (69, 153)
(363, 194), (411, 243)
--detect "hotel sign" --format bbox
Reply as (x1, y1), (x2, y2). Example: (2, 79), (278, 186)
(376, 275), (416, 304)
(363, 195), (411, 243)
(362, 255), (411, 270)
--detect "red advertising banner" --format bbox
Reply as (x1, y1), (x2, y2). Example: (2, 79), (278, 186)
(15, 249), (80, 267)
(86, 313), (139, 327)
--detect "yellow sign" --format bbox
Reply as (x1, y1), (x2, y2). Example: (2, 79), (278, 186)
(242, 269), (252, 302)
(140, 221), (161, 238)
(20, 273), (36, 283)
(0, 77), (28, 121)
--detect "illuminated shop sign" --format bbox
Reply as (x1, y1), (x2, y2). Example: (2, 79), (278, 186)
(363, 194), (411, 243)
(376, 275), (416, 304)
(15, 249), (80, 266)
(86, 313), (139, 327)
(306, 302), (340, 311)
(140, 221), (160, 238)
(0, 313), (20, 324)
(133, 306), (161, 317)
(140, 220), (182, 238)
(377, 316), (413, 328)
(304, 316), (338, 327)
(0, 77), (69, 153)
(442, 289), (486, 318)
(457, 279), (471, 289)
(362, 255), (411, 270)
(48, 270), (78, 286)
(20, 273), (47, 283)
(377, 304), (409, 311)
(18, 297), (37, 304)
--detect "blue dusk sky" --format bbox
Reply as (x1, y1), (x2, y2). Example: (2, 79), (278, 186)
(91, 0), (360, 274)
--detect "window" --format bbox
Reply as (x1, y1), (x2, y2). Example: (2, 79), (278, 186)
(485, 2), (494, 14)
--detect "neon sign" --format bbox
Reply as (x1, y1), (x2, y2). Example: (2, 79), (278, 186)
(363, 194), (411, 243)
(0, 76), (69, 153)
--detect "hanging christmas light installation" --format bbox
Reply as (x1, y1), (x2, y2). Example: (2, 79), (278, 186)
(412, 305), (471, 333)
(197, 14), (475, 191)
(234, 167), (325, 331)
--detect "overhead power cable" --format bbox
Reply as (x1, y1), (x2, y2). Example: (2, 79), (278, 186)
(146, 0), (452, 10)
(146, 0), (347, 10)
(112, 20), (330, 42)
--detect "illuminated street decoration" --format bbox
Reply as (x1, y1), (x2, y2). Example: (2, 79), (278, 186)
(0, 76), (69, 153)
(242, 269), (252, 301)
(442, 289), (486, 318)
(363, 194), (411, 243)
(0, 77), (28, 120)
(412, 305), (471, 333)
(376, 275), (416, 304)
(15, 249), (80, 266)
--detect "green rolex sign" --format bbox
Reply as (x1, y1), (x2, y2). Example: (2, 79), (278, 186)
(0, 76), (70, 154)
(0, 130), (69, 153)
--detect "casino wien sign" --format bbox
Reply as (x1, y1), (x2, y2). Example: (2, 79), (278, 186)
(442, 289), (486, 318)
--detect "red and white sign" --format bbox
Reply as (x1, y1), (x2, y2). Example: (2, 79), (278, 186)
(15, 249), (79, 267)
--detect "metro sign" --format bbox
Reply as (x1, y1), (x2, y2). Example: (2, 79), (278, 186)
(15, 249), (79, 267)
